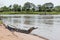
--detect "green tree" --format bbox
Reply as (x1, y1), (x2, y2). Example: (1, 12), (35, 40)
(42, 2), (54, 12)
(1, 6), (10, 11)
(37, 5), (41, 11)
(30, 3), (36, 11)
(22, 6), (25, 11)
(13, 4), (21, 11)
(13, 4), (19, 11)
(54, 6), (60, 12)
(32, 8), (35, 12)
(23, 2), (31, 11)
(23, 2), (36, 11)
(9, 5), (12, 11)
(17, 5), (21, 11)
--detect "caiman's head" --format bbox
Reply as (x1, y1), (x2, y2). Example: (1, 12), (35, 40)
(28, 27), (38, 33)
(31, 27), (38, 30)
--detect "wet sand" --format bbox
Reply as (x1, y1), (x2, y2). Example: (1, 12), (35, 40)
(0, 24), (48, 40)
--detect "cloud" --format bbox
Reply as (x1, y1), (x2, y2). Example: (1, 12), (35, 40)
(0, 0), (60, 7)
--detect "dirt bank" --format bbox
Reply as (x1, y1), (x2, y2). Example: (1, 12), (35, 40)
(0, 24), (48, 40)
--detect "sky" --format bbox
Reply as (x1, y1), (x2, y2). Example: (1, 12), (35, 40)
(0, 0), (60, 7)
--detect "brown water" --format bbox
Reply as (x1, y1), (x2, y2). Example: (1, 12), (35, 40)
(1, 15), (60, 40)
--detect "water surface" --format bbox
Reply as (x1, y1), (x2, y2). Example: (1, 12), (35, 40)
(1, 15), (60, 40)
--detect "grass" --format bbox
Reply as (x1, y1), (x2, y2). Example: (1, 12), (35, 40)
(0, 20), (3, 24)
(0, 11), (60, 15)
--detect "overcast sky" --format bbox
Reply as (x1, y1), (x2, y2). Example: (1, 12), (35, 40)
(0, 0), (60, 7)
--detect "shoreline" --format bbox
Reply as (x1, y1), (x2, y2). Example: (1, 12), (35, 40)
(0, 24), (48, 40)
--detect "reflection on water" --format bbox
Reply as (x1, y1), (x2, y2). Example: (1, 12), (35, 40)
(1, 15), (60, 40)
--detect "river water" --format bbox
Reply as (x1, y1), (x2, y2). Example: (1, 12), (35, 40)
(1, 15), (60, 40)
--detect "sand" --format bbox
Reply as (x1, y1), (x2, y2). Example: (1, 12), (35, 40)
(0, 24), (48, 40)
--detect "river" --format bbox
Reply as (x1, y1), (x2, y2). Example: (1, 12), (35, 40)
(1, 15), (60, 40)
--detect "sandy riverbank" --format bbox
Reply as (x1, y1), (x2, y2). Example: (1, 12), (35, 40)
(0, 24), (48, 40)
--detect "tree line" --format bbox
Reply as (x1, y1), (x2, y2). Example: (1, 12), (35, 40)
(0, 2), (60, 12)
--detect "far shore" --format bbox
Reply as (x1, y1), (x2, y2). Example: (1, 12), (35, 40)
(0, 11), (60, 15)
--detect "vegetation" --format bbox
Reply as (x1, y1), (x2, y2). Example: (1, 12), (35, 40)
(0, 20), (3, 24)
(0, 2), (60, 14)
